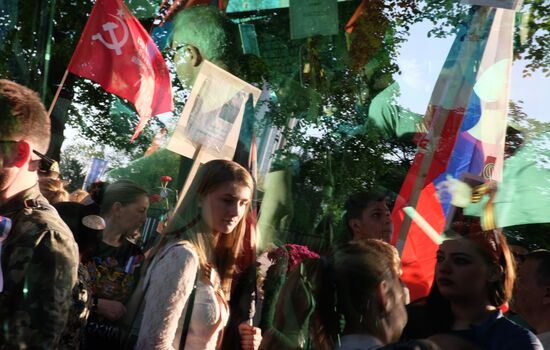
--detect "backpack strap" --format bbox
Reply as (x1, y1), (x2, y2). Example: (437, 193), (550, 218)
(179, 270), (199, 349)
(123, 241), (199, 349)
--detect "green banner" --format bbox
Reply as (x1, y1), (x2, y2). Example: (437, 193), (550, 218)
(289, 0), (338, 40)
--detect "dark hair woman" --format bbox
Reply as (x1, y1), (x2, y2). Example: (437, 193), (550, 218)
(403, 219), (542, 350)
(260, 240), (410, 350)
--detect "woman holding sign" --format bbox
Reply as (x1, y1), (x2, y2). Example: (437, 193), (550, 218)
(135, 159), (261, 350)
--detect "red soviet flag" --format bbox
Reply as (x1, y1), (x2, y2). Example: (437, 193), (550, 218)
(68, 0), (173, 141)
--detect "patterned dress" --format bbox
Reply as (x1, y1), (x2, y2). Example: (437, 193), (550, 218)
(81, 238), (143, 350)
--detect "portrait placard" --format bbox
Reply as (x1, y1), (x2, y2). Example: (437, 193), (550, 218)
(167, 61), (262, 162)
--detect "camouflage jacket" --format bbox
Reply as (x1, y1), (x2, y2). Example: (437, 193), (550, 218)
(0, 185), (79, 349)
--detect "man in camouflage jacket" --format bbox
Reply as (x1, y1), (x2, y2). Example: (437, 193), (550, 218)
(0, 80), (79, 349)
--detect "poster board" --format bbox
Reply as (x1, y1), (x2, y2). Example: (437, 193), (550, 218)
(227, 0), (351, 13)
(239, 23), (261, 56)
(167, 61), (262, 162)
(289, 0), (338, 40)
(227, 0), (287, 12)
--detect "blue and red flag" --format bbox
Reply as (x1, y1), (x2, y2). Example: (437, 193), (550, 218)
(390, 6), (515, 301)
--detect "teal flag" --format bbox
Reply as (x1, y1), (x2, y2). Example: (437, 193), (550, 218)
(258, 169), (294, 249)
(465, 131), (550, 227)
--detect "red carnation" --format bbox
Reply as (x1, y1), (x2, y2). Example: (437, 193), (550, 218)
(150, 193), (162, 203)
(160, 175), (172, 183)
(268, 244), (320, 273)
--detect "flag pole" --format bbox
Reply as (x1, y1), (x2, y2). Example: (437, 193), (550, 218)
(173, 145), (204, 212)
(395, 107), (454, 251)
(47, 69), (70, 118)
(248, 131), (258, 327)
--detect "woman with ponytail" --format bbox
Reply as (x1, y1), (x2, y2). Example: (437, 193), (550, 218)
(260, 240), (413, 350)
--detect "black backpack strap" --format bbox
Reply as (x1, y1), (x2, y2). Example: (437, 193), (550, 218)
(179, 270), (199, 349)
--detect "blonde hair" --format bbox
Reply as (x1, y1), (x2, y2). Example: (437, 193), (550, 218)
(38, 177), (69, 204)
(69, 189), (89, 203)
(163, 159), (254, 295)
(100, 180), (149, 216)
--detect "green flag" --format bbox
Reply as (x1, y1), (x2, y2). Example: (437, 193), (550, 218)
(494, 132), (550, 227)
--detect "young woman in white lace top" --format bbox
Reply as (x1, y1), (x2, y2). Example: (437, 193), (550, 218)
(136, 160), (261, 350)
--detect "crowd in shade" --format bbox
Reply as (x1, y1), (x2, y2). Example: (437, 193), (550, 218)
(1, 2), (550, 350)
(2, 77), (549, 350)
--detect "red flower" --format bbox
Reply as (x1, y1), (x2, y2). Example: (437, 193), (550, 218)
(160, 175), (172, 183)
(150, 194), (162, 203)
(268, 244), (320, 272)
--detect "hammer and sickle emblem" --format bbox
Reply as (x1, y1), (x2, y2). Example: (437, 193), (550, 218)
(92, 13), (129, 55)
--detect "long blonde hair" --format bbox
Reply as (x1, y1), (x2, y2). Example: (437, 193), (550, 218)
(163, 159), (254, 295)
(38, 177), (69, 204)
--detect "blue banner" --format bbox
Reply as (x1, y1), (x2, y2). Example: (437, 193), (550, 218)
(82, 157), (108, 191)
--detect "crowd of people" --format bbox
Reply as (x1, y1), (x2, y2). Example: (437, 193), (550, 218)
(2, 78), (550, 350)
(1, 3), (549, 349)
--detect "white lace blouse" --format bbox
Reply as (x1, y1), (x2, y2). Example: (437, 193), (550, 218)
(136, 241), (229, 350)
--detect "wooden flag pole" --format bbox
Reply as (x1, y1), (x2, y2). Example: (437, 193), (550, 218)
(396, 108), (452, 249)
(173, 145), (204, 212)
(47, 69), (70, 118)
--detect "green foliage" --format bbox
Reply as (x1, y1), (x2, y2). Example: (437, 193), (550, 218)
(60, 140), (133, 191)
(509, 100), (550, 137)
(231, 5), (417, 241)
(60, 156), (86, 193)
(419, 0), (550, 77)
(67, 80), (160, 155)
(2, 0), (548, 248)
(515, 0), (550, 76)
(105, 148), (180, 199)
